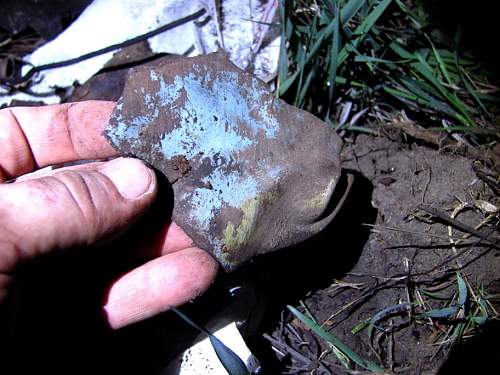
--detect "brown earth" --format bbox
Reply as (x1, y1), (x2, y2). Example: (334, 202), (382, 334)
(249, 133), (500, 375)
(1, 41), (499, 373)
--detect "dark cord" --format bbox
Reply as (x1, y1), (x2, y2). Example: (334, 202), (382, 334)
(0, 8), (207, 88)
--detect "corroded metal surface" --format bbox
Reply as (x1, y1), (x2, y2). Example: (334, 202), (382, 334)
(105, 52), (343, 271)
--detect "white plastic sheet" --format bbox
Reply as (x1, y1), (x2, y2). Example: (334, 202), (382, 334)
(1, 0), (280, 107)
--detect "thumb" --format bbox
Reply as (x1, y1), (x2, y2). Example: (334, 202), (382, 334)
(0, 158), (156, 270)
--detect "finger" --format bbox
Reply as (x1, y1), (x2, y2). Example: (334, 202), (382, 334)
(103, 247), (219, 329)
(138, 222), (197, 259)
(17, 164), (200, 256)
(0, 100), (117, 181)
(0, 158), (156, 271)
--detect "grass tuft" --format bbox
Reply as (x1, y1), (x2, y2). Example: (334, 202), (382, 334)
(277, 0), (499, 141)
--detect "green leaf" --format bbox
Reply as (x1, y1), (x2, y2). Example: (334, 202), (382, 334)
(354, 54), (398, 64)
(295, 12), (321, 106)
(296, 68), (315, 108)
(294, 41), (308, 106)
(288, 305), (384, 372)
(351, 320), (370, 334)
(472, 316), (488, 326)
(451, 321), (467, 341)
(171, 307), (250, 375)
(389, 41), (416, 60)
(425, 34), (453, 85)
(427, 126), (497, 135)
(387, 42), (475, 125)
(420, 306), (458, 319)
(456, 272), (468, 307)
(280, 0), (371, 95)
(340, 0), (367, 25)
(455, 54), (491, 118)
(337, 0), (394, 67)
(280, 8), (339, 95)
(329, 343), (353, 369)
(420, 290), (453, 300)
(277, 1), (289, 94)
(412, 53), (474, 125)
(209, 335), (250, 375)
(327, 1), (341, 113)
(346, 125), (380, 134)
(478, 296), (490, 316)
(398, 78), (458, 116)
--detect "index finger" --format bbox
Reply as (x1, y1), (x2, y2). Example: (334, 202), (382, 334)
(0, 100), (118, 181)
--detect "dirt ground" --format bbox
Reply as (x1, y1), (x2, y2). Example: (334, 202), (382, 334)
(2, 34), (499, 374)
(1, 108), (499, 375)
(248, 133), (500, 374)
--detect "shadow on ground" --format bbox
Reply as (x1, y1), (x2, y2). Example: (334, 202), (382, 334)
(438, 319), (500, 374)
(0, 170), (375, 374)
(246, 170), (377, 373)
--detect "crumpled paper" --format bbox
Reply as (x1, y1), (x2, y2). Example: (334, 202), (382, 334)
(0, 0), (279, 107)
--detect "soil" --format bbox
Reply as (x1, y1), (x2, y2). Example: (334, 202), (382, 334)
(2, 28), (499, 373)
(4, 130), (497, 375)
(248, 133), (500, 375)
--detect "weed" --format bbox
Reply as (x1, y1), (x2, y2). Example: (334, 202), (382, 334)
(277, 0), (499, 141)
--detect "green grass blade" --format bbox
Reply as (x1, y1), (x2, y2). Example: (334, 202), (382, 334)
(455, 52), (492, 118)
(399, 78), (448, 106)
(421, 290), (454, 300)
(171, 307), (250, 375)
(472, 316), (488, 325)
(280, 7), (338, 95)
(209, 336), (251, 375)
(288, 305), (384, 372)
(293, 41), (307, 106)
(427, 126), (498, 135)
(385, 83), (467, 123)
(460, 71), (491, 117)
(346, 125), (380, 134)
(340, 0), (367, 24)
(354, 54), (399, 64)
(352, 320), (370, 334)
(414, 77), (479, 115)
(425, 34), (453, 85)
(277, 1), (289, 95)
(473, 296), (489, 326)
(280, 0), (378, 95)
(334, 75), (367, 87)
(329, 344), (353, 369)
(337, 0), (394, 67)
(384, 86), (420, 102)
(478, 295), (490, 316)
(419, 306), (458, 319)
(398, 78), (462, 118)
(456, 272), (468, 307)
(327, 1), (341, 113)
(299, 300), (317, 322)
(294, 10), (318, 107)
(295, 13), (320, 106)
(389, 41), (416, 60)
(296, 69), (315, 108)
(412, 53), (474, 125)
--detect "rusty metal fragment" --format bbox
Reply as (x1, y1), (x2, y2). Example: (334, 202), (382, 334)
(105, 52), (343, 271)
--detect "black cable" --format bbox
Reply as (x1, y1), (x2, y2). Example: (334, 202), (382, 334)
(0, 7), (207, 88)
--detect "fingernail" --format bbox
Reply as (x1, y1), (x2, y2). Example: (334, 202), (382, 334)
(102, 158), (154, 200)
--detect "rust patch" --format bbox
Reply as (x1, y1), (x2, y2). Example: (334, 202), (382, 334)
(104, 52), (345, 271)
(171, 155), (191, 176)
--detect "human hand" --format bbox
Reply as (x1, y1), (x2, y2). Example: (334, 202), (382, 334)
(0, 100), (218, 329)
